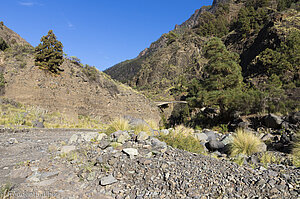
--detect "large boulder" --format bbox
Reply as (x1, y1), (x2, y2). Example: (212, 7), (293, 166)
(263, 114), (283, 129)
(193, 133), (209, 142)
(202, 129), (217, 141)
(206, 140), (225, 152)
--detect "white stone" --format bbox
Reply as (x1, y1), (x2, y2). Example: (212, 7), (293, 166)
(122, 148), (139, 156)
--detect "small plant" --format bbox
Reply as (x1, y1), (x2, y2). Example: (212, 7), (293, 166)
(231, 129), (263, 156)
(260, 152), (279, 168)
(106, 117), (130, 135)
(0, 73), (5, 87)
(133, 123), (152, 135)
(0, 183), (12, 199)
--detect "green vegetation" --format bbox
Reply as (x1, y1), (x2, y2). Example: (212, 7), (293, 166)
(195, 3), (230, 37)
(231, 129), (263, 156)
(159, 125), (204, 154)
(0, 37), (9, 51)
(0, 73), (5, 87)
(260, 152), (279, 167)
(277, 0), (299, 11)
(166, 31), (178, 45)
(82, 64), (98, 81)
(258, 30), (300, 84)
(35, 30), (64, 74)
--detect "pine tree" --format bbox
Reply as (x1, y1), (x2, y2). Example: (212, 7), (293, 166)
(35, 30), (64, 74)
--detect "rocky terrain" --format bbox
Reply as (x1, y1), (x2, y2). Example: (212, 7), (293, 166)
(0, 126), (299, 199)
(0, 22), (160, 123)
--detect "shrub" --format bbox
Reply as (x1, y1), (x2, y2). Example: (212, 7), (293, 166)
(292, 131), (300, 167)
(159, 125), (204, 154)
(82, 64), (98, 81)
(231, 129), (263, 156)
(0, 37), (9, 51)
(106, 117), (130, 135)
(0, 73), (5, 87)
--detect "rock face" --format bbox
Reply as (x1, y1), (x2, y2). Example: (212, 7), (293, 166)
(0, 25), (160, 123)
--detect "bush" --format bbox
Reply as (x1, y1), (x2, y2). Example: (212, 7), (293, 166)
(0, 37), (9, 51)
(231, 129), (263, 156)
(159, 125), (204, 154)
(0, 73), (5, 87)
(260, 152), (279, 167)
(82, 64), (98, 81)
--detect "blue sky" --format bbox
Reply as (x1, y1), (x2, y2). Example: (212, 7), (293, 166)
(1, 0), (213, 70)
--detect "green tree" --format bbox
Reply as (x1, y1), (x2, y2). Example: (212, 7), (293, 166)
(0, 37), (9, 51)
(35, 30), (64, 74)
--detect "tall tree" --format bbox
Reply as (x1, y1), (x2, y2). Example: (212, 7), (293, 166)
(35, 30), (64, 74)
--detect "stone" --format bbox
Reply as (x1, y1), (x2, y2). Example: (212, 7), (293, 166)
(257, 142), (267, 152)
(100, 175), (117, 186)
(32, 179), (57, 187)
(150, 137), (167, 148)
(61, 145), (76, 154)
(261, 133), (273, 142)
(69, 134), (78, 144)
(40, 171), (59, 180)
(99, 140), (110, 149)
(137, 131), (149, 142)
(160, 129), (169, 136)
(202, 130), (217, 141)
(221, 134), (234, 145)
(11, 167), (32, 179)
(8, 138), (18, 144)
(123, 148), (139, 156)
(111, 130), (131, 143)
(81, 132), (100, 142)
(33, 120), (45, 128)
(97, 133), (107, 141)
(206, 140), (225, 151)
(193, 133), (208, 142)
(263, 114), (283, 129)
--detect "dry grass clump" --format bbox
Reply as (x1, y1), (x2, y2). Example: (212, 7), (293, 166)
(106, 117), (130, 135)
(260, 152), (279, 168)
(133, 123), (152, 135)
(231, 129), (263, 156)
(292, 131), (300, 167)
(159, 125), (204, 154)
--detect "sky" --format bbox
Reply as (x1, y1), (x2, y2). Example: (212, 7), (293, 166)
(0, 0), (213, 71)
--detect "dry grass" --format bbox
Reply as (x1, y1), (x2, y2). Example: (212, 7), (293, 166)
(0, 183), (12, 199)
(171, 125), (194, 137)
(106, 117), (130, 135)
(292, 131), (300, 167)
(133, 123), (152, 135)
(231, 129), (263, 156)
(260, 152), (279, 168)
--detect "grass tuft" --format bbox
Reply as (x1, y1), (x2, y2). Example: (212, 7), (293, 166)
(292, 131), (300, 167)
(231, 129), (263, 156)
(159, 125), (204, 154)
(106, 117), (130, 135)
(0, 183), (12, 199)
(260, 152), (279, 168)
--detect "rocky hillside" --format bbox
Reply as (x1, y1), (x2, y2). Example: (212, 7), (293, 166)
(0, 23), (160, 123)
(104, 0), (300, 101)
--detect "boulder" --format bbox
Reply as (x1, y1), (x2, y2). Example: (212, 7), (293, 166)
(68, 134), (78, 144)
(160, 129), (169, 136)
(202, 130), (217, 141)
(193, 133), (208, 142)
(111, 130), (130, 143)
(257, 142), (267, 153)
(150, 137), (167, 148)
(81, 132), (101, 142)
(263, 114), (283, 129)
(221, 134), (234, 145)
(206, 140), (225, 151)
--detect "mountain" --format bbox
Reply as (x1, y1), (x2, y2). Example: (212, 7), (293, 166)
(104, 0), (300, 102)
(0, 22), (160, 122)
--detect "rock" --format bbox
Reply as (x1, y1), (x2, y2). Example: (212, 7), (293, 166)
(40, 171), (59, 180)
(100, 174), (117, 186)
(261, 133), (273, 142)
(206, 140), (225, 151)
(69, 134), (78, 144)
(150, 137), (167, 148)
(123, 148), (139, 156)
(99, 140), (110, 149)
(8, 138), (18, 144)
(32, 179), (57, 187)
(111, 130), (131, 143)
(11, 167), (32, 179)
(26, 174), (41, 182)
(263, 114), (283, 129)
(97, 133), (107, 141)
(33, 120), (45, 128)
(221, 134), (234, 145)
(160, 129), (169, 136)
(136, 131), (149, 142)
(202, 130), (217, 141)
(289, 111), (300, 124)
(257, 142), (267, 152)
(250, 155), (260, 165)
(193, 133), (208, 142)
(81, 132), (100, 142)
(61, 145), (76, 154)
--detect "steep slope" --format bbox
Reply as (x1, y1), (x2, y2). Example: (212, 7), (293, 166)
(0, 25), (160, 122)
(105, 0), (299, 101)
